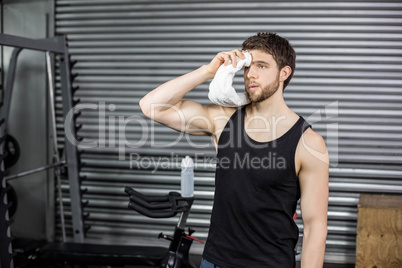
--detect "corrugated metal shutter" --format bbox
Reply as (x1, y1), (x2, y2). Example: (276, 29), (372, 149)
(55, 0), (402, 264)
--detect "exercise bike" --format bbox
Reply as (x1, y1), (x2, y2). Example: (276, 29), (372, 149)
(124, 186), (200, 268)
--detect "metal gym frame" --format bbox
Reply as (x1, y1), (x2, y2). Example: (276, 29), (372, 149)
(0, 33), (85, 268)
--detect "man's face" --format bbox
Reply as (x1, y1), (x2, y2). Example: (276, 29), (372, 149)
(243, 49), (281, 103)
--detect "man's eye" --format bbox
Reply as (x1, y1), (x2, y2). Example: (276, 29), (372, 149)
(259, 65), (267, 69)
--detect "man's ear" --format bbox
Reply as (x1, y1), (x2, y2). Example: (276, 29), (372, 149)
(280, 66), (292, 82)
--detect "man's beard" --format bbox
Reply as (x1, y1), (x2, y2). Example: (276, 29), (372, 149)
(245, 74), (280, 103)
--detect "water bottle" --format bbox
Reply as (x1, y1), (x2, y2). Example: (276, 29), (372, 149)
(181, 156), (194, 197)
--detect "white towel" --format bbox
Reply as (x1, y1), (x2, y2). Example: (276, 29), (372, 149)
(208, 51), (252, 107)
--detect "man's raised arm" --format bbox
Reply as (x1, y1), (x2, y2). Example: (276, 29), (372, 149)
(139, 49), (245, 136)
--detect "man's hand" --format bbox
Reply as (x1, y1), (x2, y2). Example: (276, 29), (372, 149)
(205, 49), (246, 76)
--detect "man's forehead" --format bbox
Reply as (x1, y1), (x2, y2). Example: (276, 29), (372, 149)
(248, 49), (275, 62)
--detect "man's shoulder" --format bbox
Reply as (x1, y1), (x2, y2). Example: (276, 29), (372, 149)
(302, 128), (326, 147)
(298, 128), (329, 165)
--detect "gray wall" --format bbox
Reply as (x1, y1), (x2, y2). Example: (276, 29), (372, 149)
(1, 0), (54, 240)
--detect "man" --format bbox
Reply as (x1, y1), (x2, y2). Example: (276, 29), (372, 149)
(140, 32), (328, 268)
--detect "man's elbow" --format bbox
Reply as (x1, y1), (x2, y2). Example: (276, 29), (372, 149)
(304, 220), (328, 240)
(139, 97), (151, 119)
(316, 225), (327, 243)
(318, 224), (328, 240)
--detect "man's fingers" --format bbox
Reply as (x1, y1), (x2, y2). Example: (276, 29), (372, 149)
(234, 49), (245, 59)
(228, 51), (237, 67)
(222, 53), (231, 66)
(229, 49), (245, 67)
(217, 49), (245, 67)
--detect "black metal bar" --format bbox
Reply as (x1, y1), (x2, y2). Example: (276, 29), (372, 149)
(0, 33), (65, 53)
(46, 51), (67, 242)
(2, 48), (22, 133)
(59, 35), (85, 243)
(5, 161), (66, 181)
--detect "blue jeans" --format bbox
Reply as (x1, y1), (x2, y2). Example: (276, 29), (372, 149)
(200, 258), (221, 268)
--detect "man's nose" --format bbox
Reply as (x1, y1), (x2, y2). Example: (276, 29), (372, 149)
(246, 66), (257, 79)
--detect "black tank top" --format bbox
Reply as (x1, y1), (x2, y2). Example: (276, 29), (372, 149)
(203, 106), (311, 268)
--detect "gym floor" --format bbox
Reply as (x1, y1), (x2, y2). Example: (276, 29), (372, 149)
(14, 249), (356, 268)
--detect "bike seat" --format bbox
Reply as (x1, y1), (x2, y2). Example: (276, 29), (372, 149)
(38, 242), (168, 266)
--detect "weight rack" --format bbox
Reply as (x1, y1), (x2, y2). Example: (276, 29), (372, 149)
(0, 34), (85, 268)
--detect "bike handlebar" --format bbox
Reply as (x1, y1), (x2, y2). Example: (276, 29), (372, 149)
(128, 202), (177, 218)
(125, 186), (170, 203)
(124, 186), (194, 219)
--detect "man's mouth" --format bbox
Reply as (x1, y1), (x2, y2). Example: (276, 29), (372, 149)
(249, 83), (259, 91)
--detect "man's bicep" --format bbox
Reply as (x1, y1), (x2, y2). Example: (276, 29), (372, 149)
(298, 131), (329, 223)
(299, 160), (329, 224)
(148, 100), (216, 135)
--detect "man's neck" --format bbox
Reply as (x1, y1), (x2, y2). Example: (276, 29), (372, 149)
(244, 88), (300, 142)
(246, 88), (293, 118)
